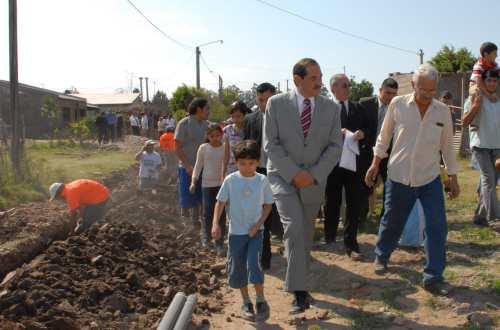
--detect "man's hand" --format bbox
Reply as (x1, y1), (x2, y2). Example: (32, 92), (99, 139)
(495, 158), (500, 171)
(445, 175), (460, 199)
(365, 164), (379, 187)
(248, 223), (260, 238)
(292, 171), (315, 188)
(189, 183), (196, 194)
(341, 128), (347, 136)
(211, 225), (221, 240)
(353, 130), (365, 141)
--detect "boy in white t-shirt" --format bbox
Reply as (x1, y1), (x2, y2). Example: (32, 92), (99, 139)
(212, 140), (274, 322)
(135, 140), (163, 194)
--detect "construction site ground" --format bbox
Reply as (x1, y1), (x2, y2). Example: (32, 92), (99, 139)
(0, 137), (498, 329)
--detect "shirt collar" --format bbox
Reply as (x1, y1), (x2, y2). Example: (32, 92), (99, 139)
(407, 93), (437, 110)
(295, 89), (315, 107)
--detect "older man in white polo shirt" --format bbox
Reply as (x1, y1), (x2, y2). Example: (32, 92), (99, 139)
(365, 63), (459, 295)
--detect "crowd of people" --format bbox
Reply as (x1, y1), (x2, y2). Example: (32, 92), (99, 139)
(50, 41), (499, 323)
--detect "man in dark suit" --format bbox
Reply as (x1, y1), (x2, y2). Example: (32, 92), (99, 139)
(358, 78), (399, 222)
(324, 74), (374, 259)
(243, 82), (282, 270)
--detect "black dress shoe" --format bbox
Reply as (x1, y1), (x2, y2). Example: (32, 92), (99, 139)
(423, 281), (451, 296)
(305, 292), (316, 308)
(289, 292), (307, 314)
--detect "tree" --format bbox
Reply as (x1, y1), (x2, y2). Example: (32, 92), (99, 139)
(132, 88), (140, 93)
(239, 84), (258, 108)
(41, 96), (60, 138)
(169, 84), (207, 113)
(220, 85), (241, 106)
(430, 45), (476, 73)
(349, 77), (374, 101)
(320, 86), (331, 98)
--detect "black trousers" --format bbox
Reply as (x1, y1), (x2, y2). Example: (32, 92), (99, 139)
(324, 166), (361, 250)
(257, 167), (283, 268)
(378, 157), (389, 221)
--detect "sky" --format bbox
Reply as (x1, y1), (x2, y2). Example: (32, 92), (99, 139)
(1, 0), (499, 97)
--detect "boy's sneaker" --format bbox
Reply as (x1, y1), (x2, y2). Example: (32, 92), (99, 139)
(241, 302), (255, 321)
(255, 301), (270, 322)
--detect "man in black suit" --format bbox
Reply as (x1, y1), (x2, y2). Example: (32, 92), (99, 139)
(358, 78), (399, 222)
(243, 82), (282, 270)
(324, 74), (374, 259)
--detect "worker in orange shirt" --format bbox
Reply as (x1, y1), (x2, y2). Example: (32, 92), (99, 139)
(49, 179), (110, 234)
(159, 127), (177, 183)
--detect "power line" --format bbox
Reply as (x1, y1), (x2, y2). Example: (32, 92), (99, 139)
(125, 0), (193, 51)
(254, 0), (417, 55)
(200, 54), (220, 80)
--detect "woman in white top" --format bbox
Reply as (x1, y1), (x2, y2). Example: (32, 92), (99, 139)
(190, 123), (226, 254)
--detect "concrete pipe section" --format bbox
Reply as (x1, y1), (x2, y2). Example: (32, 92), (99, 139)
(157, 292), (187, 330)
(173, 294), (197, 330)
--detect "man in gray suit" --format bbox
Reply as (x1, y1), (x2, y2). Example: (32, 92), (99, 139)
(263, 58), (342, 314)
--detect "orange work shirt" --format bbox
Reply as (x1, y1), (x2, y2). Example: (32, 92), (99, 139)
(159, 132), (175, 152)
(61, 179), (109, 211)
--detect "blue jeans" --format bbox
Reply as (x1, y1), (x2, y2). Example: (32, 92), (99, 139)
(227, 231), (264, 289)
(202, 187), (226, 247)
(375, 176), (447, 284)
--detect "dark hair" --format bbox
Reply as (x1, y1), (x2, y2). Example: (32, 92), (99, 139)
(233, 140), (260, 161)
(381, 78), (398, 90)
(188, 97), (208, 115)
(256, 82), (276, 94)
(293, 58), (319, 78)
(230, 100), (250, 115)
(440, 90), (453, 99)
(205, 123), (223, 142)
(480, 42), (498, 57)
(481, 69), (499, 80)
(166, 127), (175, 133)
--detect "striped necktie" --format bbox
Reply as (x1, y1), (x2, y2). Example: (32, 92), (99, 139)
(301, 98), (312, 138)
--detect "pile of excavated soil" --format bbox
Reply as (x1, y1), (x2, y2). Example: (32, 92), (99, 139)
(0, 165), (226, 329)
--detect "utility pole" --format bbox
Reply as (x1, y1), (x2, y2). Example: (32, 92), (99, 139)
(277, 81), (281, 93)
(195, 40), (223, 90)
(218, 75), (223, 100)
(419, 49), (424, 65)
(343, 65), (346, 75)
(145, 77), (150, 103)
(286, 79), (289, 92)
(139, 77), (144, 102)
(9, 0), (22, 176)
(196, 46), (201, 89)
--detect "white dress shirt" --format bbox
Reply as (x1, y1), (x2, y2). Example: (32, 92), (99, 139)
(374, 93), (458, 187)
(296, 89), (315, 116)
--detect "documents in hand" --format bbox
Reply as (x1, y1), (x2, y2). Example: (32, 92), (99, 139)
(339, 130), (359, 172)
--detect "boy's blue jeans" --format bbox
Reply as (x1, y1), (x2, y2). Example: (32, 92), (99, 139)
(375, 176), (447, 284)
(227, 231), (264, 289)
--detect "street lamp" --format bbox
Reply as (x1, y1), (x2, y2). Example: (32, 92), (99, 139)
(196, 39), (223, 89)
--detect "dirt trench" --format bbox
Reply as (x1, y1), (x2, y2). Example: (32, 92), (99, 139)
(0, 166), (225, 329)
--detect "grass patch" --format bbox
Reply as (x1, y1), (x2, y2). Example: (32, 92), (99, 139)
(346, 311), (388, 329)
(458, 224), (496, 242)
(0, 140), (134, 209)
(443, 268), (460, 283)
(424, 296), (440, 310)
